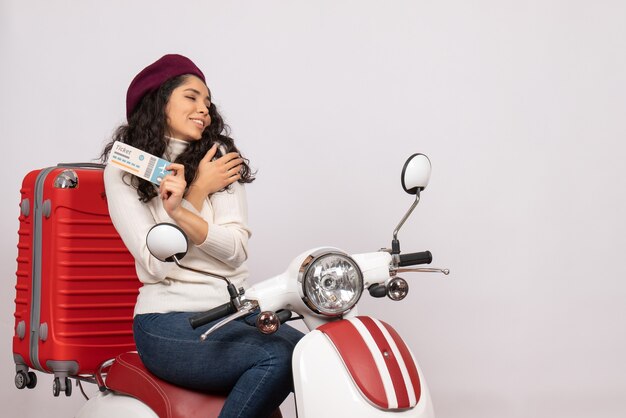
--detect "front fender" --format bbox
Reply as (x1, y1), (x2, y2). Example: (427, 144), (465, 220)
(292, 316), (434, 418)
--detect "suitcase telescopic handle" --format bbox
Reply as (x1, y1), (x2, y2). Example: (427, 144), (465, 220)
(57, 163), (106, 169)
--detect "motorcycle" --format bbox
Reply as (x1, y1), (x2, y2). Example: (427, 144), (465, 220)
(75, 153), (449, 418)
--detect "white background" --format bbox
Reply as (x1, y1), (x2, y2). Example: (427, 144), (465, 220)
(1, 1), (625, 417)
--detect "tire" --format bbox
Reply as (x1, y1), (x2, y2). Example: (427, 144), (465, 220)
(26, 372), (37, 389)
(64, 377), (72, 397)
(14, 371), (27, 389)
(52, 377), (60, 397)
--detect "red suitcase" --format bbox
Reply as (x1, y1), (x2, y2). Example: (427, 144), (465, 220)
(12, 163), (140, 396)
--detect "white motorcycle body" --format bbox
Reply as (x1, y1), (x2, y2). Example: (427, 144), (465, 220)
(77, 391), (158, 417)
(77, 250), (434, 418)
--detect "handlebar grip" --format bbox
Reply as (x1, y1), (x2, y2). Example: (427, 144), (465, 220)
(276, 310), (293, 324)
(368, 284), (387, 298)
(399, 251), (432, 267)
(189, 302), (236, 329)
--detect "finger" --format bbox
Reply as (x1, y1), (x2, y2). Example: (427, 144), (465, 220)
(225, 174), (241, 185)
(227, 166), (242, 176)
(201, 144), (218, 162)
(168, 163), (184, 170)
(161, 185), (184, 200)
(159, 179), (171, 198)
(160, 187), (171, 200)
(218, 152), (240, 165)
(161, 175), (186, 193)
(165, 163), (185, 176)
(224, 158), (243, 171)
(159, 175), (175, 193)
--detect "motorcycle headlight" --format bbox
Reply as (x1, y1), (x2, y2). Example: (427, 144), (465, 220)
(298, 250), (364, 316)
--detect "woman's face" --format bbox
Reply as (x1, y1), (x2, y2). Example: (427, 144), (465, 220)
(164, 76), (211, 141)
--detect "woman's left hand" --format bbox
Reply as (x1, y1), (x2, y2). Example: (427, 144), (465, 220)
(192, 144), (243, 196)
(159, 163), (187, 218)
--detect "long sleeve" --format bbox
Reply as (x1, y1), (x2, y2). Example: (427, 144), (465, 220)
(104, 164), (175, 283)
(196, 181), (251, 268)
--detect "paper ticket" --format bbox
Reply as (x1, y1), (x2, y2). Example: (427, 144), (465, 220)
(107, 141), (172, 185)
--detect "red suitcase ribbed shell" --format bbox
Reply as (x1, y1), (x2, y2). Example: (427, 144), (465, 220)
(13, 165), (140, 386)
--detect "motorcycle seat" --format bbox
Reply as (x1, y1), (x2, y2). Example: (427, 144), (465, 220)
(104, 352), (283, 418)
(105, 351), (228, 418)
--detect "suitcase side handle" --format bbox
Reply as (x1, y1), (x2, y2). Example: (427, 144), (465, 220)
(56, 163), (106, 169)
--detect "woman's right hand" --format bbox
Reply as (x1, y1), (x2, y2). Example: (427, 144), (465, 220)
(159, 163), (187, 218)
(159, 163), (210, 245)
(191, 144), (243, 196)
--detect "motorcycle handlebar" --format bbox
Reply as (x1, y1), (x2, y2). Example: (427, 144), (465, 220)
(398, 251), (432, 267)
(189, 302), (237, 329)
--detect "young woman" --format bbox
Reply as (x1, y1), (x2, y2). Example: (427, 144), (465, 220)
(101, 54), (303, 418)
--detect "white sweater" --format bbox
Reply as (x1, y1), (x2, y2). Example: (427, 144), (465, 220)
(103, 139), (250, 315)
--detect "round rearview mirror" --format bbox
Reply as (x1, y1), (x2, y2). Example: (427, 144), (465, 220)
(401, 153), (431, 195)
(146, 223), (188, 262)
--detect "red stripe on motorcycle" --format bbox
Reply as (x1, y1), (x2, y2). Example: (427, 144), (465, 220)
(358, 316), (410, 408)
(319, 320), (389, 409)
(381, 321), (421, 404)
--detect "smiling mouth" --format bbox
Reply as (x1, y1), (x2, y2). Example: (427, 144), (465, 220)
(190, 118), (205, 127)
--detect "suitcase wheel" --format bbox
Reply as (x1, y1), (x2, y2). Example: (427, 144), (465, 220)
(26, 372), (37, 389)
(15, 371), (37, 390)
(14, 371), (27, 389)
(65, 377), (72, 396)
(52, 377), (72, 397)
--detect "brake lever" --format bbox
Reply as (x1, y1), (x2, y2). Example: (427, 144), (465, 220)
(396, 267), (450, 275)
(199, 300), (259, 341)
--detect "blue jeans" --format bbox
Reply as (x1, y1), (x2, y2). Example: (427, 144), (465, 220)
(133, 310), (304, 418)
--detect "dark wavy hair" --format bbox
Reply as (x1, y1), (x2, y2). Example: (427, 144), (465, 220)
(100, 75), (255, 202)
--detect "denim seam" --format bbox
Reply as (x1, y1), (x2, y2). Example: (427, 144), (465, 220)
(232, 347), (273, 418)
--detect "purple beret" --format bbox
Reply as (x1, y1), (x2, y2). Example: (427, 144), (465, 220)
(126, 54), (206, 119)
